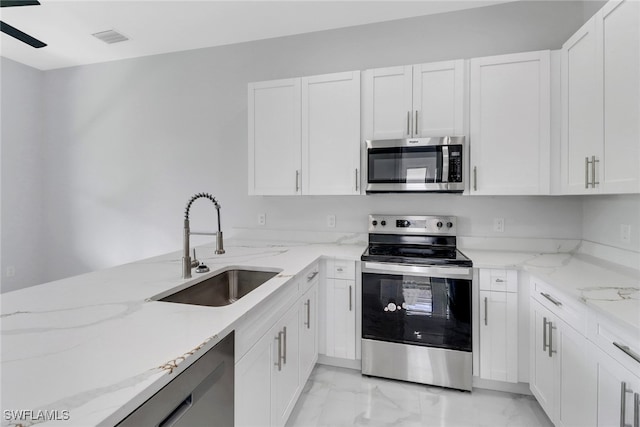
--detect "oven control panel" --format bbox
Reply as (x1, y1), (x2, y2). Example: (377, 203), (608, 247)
(369, 215), (457, 235)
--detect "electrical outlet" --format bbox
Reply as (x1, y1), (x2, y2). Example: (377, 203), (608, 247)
(258, 213), (266, 226)
(327, 214), (336, 228)
(6, 266), (15, 277)
(493, 218), (505, 233)
(621, 224), (631, 243)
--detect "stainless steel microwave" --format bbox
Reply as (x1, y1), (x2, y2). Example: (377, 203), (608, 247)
(365, 136), (465, 193)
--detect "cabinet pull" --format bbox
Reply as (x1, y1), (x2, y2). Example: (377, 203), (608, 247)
(621, 382), (634, 427)
(541, 292), (563, 307)
(306, 271), (318, 282)
(349, 285), (353, 311)
(543, 317), (549, 353)
(473, 166), (477, 191)
(407, 111), (411, 136)
(355, 168), (359, 192)
(591, 155), (599, 187)
(614, 342), (640, 365)
(548, 320), (556, 358)
(282, 326), (287, 365)
(274, 331), (283, 371)
(304, 299), (311, 329)
(585, 156), (591, 189)
(634, 393), (639, 427)
(336, 267), (344, 273)
(495, 278), (505, 283)
(484, 297), (488, 326)
(415, 110), (418, 135)
(295, 170), (300, 192)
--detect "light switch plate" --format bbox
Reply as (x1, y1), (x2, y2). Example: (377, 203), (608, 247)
(258, 213), (266, 226)
(493, 218), (505, 233)
(621, 224), (631, 243)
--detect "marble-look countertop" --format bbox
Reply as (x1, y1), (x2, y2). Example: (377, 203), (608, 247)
(1, 237), (365, 427)
(464, 248), (640, 334)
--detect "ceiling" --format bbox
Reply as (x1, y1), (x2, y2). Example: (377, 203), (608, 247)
(0, 1), (513, 71)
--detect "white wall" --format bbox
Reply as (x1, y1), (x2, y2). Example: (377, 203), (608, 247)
(5, 1), (599, 286)
(582, 195), (640, 253)
(0, 58), (45, 292)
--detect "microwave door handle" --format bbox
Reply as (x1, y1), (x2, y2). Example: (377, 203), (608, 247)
(441, 145), (449, 183)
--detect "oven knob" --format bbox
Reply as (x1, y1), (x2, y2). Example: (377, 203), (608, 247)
(437, 221), (443, 228)
(447, 222), (453, 228)
(381, 220), (387, 226)
(372, 220), (378, 226)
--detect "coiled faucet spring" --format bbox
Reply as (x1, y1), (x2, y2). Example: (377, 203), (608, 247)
(182, 192), (225, 279)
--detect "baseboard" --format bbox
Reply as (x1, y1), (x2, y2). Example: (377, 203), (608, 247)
(317, 354), (361, 370)
(472, 377), (532, 395)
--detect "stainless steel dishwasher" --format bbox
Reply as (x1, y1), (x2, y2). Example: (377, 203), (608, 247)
(117, 332), (234, 427)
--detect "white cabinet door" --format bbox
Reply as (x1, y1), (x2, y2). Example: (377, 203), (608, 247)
(235, 329), (274, 427)
(362, 66), (413, 140)
(412, 60), (464, 137)
(302, 71), (361, 195)
(248, 78), (301, 195)
(556, 316), (596, 427)
(299, 283), (318, 383)
(561, 19), (602, 194)
(272, 305), (300, 427)
(591, 342), (640, 427)
(470, 50), (551, 195)
(530, 299), (557, 418)
(600, 0), (640, 193)
(326, 278), (356, 360)
(479, 290), (518, 383)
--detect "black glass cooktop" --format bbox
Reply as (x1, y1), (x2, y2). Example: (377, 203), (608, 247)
(361, 244), (472, 267)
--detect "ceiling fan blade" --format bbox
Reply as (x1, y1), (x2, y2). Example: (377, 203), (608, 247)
(0, 21), (46, 48)
(0, 1), (41, 7)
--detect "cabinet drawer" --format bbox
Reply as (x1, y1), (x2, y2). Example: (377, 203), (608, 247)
(479, 269), (517, 292)
(325, 258), (356, 280)
(530, 276), (587, 335)
(588, 312), (640, 378)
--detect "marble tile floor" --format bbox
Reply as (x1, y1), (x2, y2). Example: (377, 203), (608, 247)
(286, 365), (553, 427)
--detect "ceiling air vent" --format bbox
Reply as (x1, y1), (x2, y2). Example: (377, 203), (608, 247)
(92, 29), (129, 44)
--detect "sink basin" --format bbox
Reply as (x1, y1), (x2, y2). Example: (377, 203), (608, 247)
(153, 267), (281, 307)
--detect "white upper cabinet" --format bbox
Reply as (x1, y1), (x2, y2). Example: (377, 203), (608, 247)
(248, 71), (361, 196)
(248, 78), (301, 195)
(302, 71), (361, 195)
(470, 50), (551, 195)
(362, 60), (464, 140)
(561, 0), (640, 194)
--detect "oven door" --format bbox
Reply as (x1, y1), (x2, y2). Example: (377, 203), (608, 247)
(361, 262), (472, 352)
(366, 138), (464, 193)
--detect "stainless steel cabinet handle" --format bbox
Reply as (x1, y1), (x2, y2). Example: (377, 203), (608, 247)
(355, 168), (359, 192)
(541, 292), (563, 307)
(337, 267), (344, 272)
(407, 111), (411, 136)
(548, 320), (556, 357)
(274, 331), (283, 371)
(592, 155), (599, 187)
(484, 297), (488, 326)
(634, 393), (639, 427)
(495, 278), (505, 283)
(543, 317), (549, 352)
(585, 156), (591, 189)
(473, 166), (477, 191)
(621, 382), (634, 427)
(282, 326), (287, 365)
(415, 110), (418, 135)
(349, 285), (353, 311)
(295, 170), (300, 192)
(158, 395), (193, 427)
(614, 342), (640, 365)
(307, 271), (318, 282)
(304, 299), (311, 329)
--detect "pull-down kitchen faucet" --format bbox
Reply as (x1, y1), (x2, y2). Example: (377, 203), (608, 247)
(182, 192), (225, 279)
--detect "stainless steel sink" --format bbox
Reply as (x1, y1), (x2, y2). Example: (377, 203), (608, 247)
(152, 267), (281, 307)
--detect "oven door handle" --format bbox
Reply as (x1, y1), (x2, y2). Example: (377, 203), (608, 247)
(362, 262), (472, 280)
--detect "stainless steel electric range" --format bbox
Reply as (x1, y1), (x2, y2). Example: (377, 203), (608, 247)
(360, 214), (473, 391)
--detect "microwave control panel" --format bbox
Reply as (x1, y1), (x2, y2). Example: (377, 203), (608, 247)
(448, 145), (463, 183)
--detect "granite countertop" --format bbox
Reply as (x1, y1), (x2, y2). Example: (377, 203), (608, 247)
(1, 237), (365, 427)
(464, 248), (640, 334)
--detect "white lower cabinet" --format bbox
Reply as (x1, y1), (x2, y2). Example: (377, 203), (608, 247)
(299, 283), (319, 383)
(324, 259), (357, 360)
(478, 269), (519, 383)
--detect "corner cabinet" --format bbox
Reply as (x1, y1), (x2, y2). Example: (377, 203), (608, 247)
(561, 0), (640, 194)
(478, 269), (518, 383)
(469, 50), (551, 195)
(248, 71), (361, 196)
(362, 60), (465, 140)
